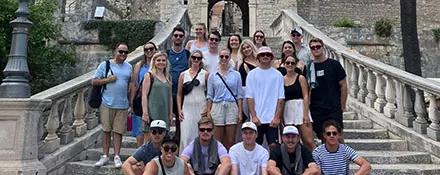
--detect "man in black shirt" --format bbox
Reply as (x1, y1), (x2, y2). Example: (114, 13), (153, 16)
(267, 126), (320, 175)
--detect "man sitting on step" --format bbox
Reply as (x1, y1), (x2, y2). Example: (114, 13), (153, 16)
(180, 117), (231, 175)
(122, 120), (167, 175)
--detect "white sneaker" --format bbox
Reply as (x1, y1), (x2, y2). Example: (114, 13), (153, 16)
(94, 155), (109, 167)
(114, 155), (122, 168)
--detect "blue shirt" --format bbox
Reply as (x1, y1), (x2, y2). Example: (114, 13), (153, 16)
(207, 68), (244, 103)
(168, 49), (189, 96)
(93, 60), (132, 109)
(137, 64), (150, 85)
(132, 142), (161, 163)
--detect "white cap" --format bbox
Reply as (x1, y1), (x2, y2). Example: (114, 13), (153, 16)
(282, 126), (299, 135)
(150, 120), (167, 129)
(241, 122), (257, 132)
(291, 26), (303, 36)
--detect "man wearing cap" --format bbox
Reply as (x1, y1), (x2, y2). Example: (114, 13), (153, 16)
(246, 46), (285, 150)
(291, 27), (316, 88)
(180, 117), (231, 175)
(267, 126), (320, 175)
(122, 120), (167, 175)
(229, 122), (269, 175)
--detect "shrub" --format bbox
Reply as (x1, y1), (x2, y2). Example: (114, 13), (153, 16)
(375, 18), (393, 37)
(82, 20), (157, 52)
(333, 17), (356, 28)
(432, 28), (440, 41)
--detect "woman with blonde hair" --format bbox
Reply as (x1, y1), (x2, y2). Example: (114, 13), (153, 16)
(237, 39), (258, 118)
(177, 50), (209, 151)
(185, 23), (208, 53)
(141, 52), (173, 136)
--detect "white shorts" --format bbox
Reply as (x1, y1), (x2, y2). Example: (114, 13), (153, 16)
(211, 101), (238, 126)
(283, 99), (313, 125)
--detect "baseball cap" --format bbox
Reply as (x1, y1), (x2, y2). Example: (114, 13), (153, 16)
(150, 120), (167, 129)
(257, 46), (274, 57)
(162, 131), (178, 145)
(241, 122), (257, 132)
(282, 126), (299, 135)
(291, 27), (303, 36)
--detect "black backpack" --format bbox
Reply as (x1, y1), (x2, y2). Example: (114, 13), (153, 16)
(88, 60), (112, 108)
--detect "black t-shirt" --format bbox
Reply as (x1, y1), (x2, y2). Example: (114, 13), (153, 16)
(238, 61), (256, 86)
(310, 58), (346, 117)
(269, 143), (315, 174)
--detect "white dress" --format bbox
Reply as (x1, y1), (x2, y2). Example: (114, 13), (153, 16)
(179, 69), (207, 152)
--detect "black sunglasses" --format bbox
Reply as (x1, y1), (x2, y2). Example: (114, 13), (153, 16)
(118, 50), (129, 55)
(310, 45), (322, 51)
(144, 47), (155, 52)
(199, 128), (213, 132)
(220, 55), (229, 59)
(285, 61), (296, 65)
(163, 145), (178, 152)
(325, 131), (338, 136)
(173, 34), (184, 38)
(291, 33), (302, 37)
(209, 38), (220, 42)
(191, 56), (203, 61)
(151, 129), (165, 135)
(259, 53), (273, 57)
(255, 35), (264, 39)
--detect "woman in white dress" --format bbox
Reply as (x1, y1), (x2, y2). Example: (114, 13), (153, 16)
(177, 50), (208, 152)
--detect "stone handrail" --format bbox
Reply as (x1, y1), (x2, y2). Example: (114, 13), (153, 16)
(29, 8), (191, 172)
(270, 9), (440, 146)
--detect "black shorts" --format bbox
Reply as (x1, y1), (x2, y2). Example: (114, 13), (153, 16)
(256, 124), (279, 145)
(312, 112), (343, 140)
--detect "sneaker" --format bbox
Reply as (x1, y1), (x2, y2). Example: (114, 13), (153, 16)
(94, 155), (109, 167)
(114, 155), (122, 168)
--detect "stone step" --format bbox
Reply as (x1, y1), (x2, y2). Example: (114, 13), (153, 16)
(357, 151), (432, 164)
(349, 164), (440, 175)
(121, 136), (138, 148)
(65, 160), (123, 175)
(343, 129), (389, 139)
(86, 148), (137, 161)
(343, 111), (359, 120)
(343, 119), (373, 129)
(344, 139), (408, 151)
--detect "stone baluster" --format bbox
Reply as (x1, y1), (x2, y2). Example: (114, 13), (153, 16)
(365, 69), (377, 108)
(373, 73), (386, 112)
(397, 85), (415, 127)
(427, 95), (440, 141)
(349, 62), (359, 98)
(59, 94), (75, 144)
(357, 65), (367, 103)
(413, 89), (428, 134)
(44, 99), (62, 153)
(383, 76), (397, 118)
(86, 101), (99, 130)
(73, 89), (87, 137)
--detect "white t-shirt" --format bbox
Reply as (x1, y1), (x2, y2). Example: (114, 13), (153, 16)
(246, 67), (285, 124)
(203, 51), (219, 74)
(229, 142), (269, 175)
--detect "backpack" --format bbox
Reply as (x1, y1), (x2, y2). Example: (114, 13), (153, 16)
(88, 60), (112, 108)
(132, 72), (154, 116)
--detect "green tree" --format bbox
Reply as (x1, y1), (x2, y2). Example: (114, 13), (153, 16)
(0, 0), (77, 94)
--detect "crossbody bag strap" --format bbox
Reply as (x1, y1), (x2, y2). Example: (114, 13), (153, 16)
(190, 68), (202, 83)
(158, 156), (167, 175)
(215, 72), (238, 106)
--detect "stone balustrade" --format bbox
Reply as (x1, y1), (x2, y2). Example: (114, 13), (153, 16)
(271, 9), (440, 154)
(26, 8), (191, 173)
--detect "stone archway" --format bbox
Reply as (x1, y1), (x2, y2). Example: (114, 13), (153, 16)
(208, 0), (250, 36)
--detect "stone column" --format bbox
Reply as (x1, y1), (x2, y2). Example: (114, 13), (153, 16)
(365, 69), (377, 108)
(413, 89), (428, 134)
(427, 95), (440, 141)
(357, 65), (367, 102)
(0, 98), (51, 175)
(248, 1), (257, 36)
(383, 76), (397, 118)
(199, 0), (208, 26)
(349, 62), (359, 98)
(374, 73), (386, 112)
(398, 85), (415, 127)
(73, 90), (87, 137)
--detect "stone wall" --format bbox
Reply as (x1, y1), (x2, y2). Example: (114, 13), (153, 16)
(320, 26), (440, 78)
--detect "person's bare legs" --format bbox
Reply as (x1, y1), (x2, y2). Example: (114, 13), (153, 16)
(224, 125), (236, 150)
(113, 132), (122, 156)
(298, 123), (316, 151)
(213, 126), (225, 144)
(102, 131), (111, 156)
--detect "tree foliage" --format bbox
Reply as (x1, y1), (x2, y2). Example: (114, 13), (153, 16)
(0, 0), (77, 94)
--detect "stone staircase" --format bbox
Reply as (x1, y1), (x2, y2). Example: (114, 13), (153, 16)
(63, 111), (440, 175)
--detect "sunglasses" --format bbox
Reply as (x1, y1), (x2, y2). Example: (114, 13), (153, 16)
(325, 131), (338, 137)
(118, 50), (129, 55)
(285, 61), (296, 65)
(199, 128), (213, 132)
(291, 33), (302, 37)
(255, 35), (264, 39)
(220, 55), (229, 59)
(191, 56), (203, 61)
(144, 47), (155, 52)
(259, 53), (273, 57)
(163, 145), (178, 152)
(209, 38), (220, 42)
(173, 34), (184, 38)
(310, 45), (322, 51)
(151, 129), (165, 135)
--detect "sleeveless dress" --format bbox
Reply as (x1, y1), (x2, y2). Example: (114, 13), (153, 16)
(189, 41), (208, 53)
(153, 156), (185, 175)
(180, 69), (207, 152)
(147, 77), (171, 131)
(283, 74), (312, 125)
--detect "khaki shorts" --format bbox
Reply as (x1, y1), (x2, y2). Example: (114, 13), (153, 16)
(100, 106), (128, 134)
(211, 101), (238, 126)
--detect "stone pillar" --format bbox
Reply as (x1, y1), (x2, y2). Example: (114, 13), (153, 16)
(365, 69), (377, 108)
(73, 90), (87, 137)
(374, 73), (386, 112)
(0, 98), (51, 175)
(248, 1), (257, 36)
(398, 85), (415, 127)
(199, 0), (208, 28)
(427, 95), (440, 141)
(413, 89), (428, 134)
(59, 95), (75, 145)
(357, 65), (367, 102)
(383, 76), (397, 118)
(44, 100), (61, 153)
(349, 62), (359, 98)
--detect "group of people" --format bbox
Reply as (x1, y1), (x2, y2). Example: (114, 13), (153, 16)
(91, 23), (372, 174)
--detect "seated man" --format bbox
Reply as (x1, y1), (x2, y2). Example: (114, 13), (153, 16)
(267, 126), (320, 175)
(229, 122), (269, 175)
(122, 120), (167, 175)
(181, 117), (231, 175)
(312, 120), (371, 175)
(143, 132), (192, 175)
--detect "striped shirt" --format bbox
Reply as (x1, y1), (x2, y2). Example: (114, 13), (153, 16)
(312, 144), (359, 175)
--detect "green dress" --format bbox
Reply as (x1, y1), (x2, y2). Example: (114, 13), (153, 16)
(146, 78), (171, 131)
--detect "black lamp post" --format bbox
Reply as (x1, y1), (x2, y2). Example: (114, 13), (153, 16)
(0, 0), (33, 98)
